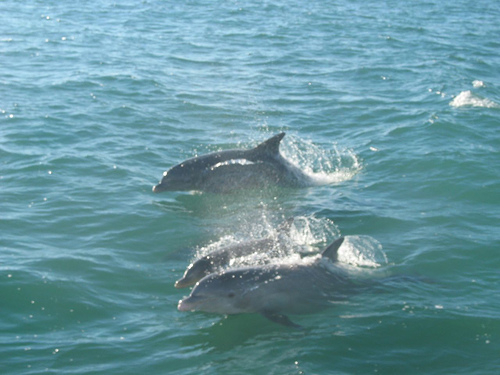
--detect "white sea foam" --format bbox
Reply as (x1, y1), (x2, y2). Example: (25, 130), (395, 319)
(449, 90), (498, 108)
(472, 80), (485, 88)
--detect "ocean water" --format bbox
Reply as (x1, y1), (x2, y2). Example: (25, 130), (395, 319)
(1, 0), (499, 374)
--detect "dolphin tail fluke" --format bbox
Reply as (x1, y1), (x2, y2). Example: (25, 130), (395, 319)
(322, 236), (345, 263)
(261, 311), (302, 329)
(249, 132), (286, 161)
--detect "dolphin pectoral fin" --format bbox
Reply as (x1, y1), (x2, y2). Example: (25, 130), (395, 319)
(261, 311), (302, 329)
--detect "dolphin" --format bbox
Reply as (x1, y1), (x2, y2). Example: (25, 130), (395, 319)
(175, 218), (294, 288)
(153, 132), (313, 193)
(177, 237), (349, 328)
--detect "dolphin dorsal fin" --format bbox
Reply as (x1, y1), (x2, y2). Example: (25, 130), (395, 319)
(249, 132), (285, 161)
(322, 237), (345, 263)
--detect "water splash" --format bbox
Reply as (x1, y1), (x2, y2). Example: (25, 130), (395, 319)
(449, 90), (498, 108)
(280, 135), (362, 186)
(472, 80), (485, 88)
(287, 215), (339, 251)
(337, 235), (388, 268)
(193, 215), (340, 268)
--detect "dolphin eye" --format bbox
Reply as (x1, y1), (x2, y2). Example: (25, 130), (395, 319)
(227, 292), (235, 298)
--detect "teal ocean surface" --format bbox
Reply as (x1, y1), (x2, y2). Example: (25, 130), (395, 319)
(1, 0), (499, 374)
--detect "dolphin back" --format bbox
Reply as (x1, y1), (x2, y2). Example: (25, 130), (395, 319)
(181, 132), (285, 168)
(321, 237), (345, 263)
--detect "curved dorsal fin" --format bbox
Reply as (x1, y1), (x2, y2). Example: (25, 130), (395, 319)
(248, 132), (285, 161)
(322, 237), (345, 263)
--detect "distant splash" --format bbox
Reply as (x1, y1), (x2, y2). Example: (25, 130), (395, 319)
(449, 80), (498, 108)
(450, 90), (499, 108)
(472, 80), (485, 88)
(280, 134), (362, 186)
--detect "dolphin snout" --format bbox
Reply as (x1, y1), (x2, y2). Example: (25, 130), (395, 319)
(177, 297), (194, 312)
(175, 271), (199, 289)
(178, 295), (205, 311)
(174, 278), (191, 289)
(152, 183), (166, 193)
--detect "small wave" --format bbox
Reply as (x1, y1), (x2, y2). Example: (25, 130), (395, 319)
(449, 90), (498, 108)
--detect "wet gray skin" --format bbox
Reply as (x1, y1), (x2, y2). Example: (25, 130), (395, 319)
(152, 132), (314, 193)
(178, 237), (349, 328)
(175, 219), (294, 289)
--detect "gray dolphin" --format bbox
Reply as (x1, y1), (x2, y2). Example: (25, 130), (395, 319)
(175, 218), (294, 289)
(177, 237), (349, 328)
(153, 132), (313, 193)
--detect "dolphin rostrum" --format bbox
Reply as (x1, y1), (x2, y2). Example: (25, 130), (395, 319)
(153, 132), (313, 193)
(175, 218), (294, 289)
(177, 237), (349, 328)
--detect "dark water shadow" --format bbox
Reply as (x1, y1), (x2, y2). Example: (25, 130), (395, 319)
(178, 313), (309, 353)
